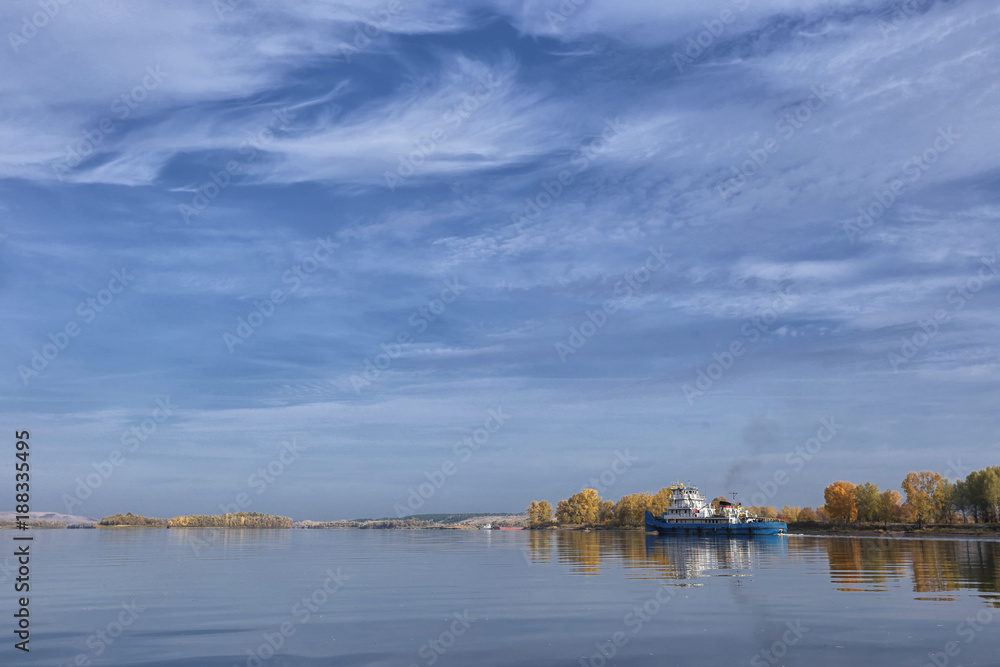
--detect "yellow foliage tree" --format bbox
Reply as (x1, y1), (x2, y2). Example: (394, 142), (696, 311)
(648, 487), (673, 517)
(537, 500), (553, 524)
(824, 481), (858, 523)
(613, 492), (653, 527)
(901, 471), (944, 527)
(555, 489), (601, 524)
(526, 501), (541, 526)
(779, 505), (800, 523)
(166, 512), (291, 528)
(878, 489), (902, 526)
(527, 501), (556, 526)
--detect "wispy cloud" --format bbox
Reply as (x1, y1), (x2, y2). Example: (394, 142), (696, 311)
(2, 0), (999, 518)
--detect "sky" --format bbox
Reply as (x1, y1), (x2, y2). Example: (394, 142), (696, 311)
(2, 0), (999, 521)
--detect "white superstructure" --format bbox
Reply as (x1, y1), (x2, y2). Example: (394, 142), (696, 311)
(656, 483), (758, 524)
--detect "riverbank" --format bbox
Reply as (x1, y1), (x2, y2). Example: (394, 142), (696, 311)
(525, 522), (1000, 539)
(786, 522), (1000, 539)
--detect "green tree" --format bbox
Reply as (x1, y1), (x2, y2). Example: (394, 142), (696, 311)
(854, 482), (881, 523)
(965, 467), (1000, 523)
(985, 468), (1000, 522)
(934, 479), (955, 523)
(952, 479), (971, 522)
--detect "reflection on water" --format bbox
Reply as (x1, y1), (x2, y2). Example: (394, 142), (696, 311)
(823, 537), (1000, 604)
(527, 530), (783, 581)
(16, 529), (1000, 666)
(639, 533), (784, 582)
(164, 527), (293, 558)
(525, 530), (1000, 604)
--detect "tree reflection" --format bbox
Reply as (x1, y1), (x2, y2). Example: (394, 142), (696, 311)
(521, 530), (1000, 608)
(820, 537), (1000, 605)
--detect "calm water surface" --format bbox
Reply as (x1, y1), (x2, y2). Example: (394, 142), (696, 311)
(5, 529), (1000, 666)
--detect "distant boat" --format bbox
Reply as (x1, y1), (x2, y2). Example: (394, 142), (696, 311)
(480, 523), (492, 530)
(645, 483), (786, 536)
(498, 526), (523, 530)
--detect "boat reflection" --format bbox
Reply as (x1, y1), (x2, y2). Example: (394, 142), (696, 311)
(525, 529), (784, 581)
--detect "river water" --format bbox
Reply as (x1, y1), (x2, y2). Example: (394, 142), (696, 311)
(4, 529), (999, 666)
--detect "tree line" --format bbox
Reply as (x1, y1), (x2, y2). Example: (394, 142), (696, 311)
(98, 512), (169, 527)
(527, 465), (999, 529)
(167, 512), (292, 528)
(97, 512), (292, 528)
(822, 466), (1000, 527)
(526, 488), (780, 528)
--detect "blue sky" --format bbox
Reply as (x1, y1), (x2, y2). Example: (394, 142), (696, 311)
(2, 0), (999, 520)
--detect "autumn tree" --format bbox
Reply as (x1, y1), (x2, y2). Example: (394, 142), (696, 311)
(877, 490), (902, 526)
(556, 489), (601, 524)
(798, 507), (818, 522)
(526, 501), (554, 527)
(613, 493), (652, 527)
(648, 487), (673, 517)
(597, 500), (615, 525)
(98, 513), (167, 528)
(167, 512), (291, 528)
(901, 471), (944, 527)
(854, 482), (881, 523)
(537, 500), (553, 524)
(824, 481), (858, 523)
(743, 505), (773, 519)
(778, 506), (800, 523)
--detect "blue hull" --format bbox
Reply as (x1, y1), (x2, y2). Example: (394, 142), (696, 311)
(645, 511), (786, 535)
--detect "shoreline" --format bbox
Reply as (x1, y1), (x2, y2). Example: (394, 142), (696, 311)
(785, 525), (1000, 540)
(532, 523), (1000, 541)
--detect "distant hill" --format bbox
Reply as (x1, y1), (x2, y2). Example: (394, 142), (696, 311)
(0, 511), (98, 524)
